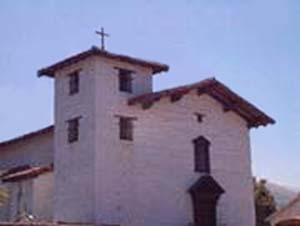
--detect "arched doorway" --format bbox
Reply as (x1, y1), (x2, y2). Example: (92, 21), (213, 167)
(188, 175), (224, 226)
(276, 219), (300, 226)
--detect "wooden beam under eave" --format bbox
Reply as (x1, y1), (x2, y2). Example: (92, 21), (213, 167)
(170, 93), (183, 102)
(141, 101), (154, 110)
(223, 102), (239, 112)
(197, 88), (207, 96)
(209, 88), (255, 126)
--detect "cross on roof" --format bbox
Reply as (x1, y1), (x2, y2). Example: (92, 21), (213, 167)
(95, 27), (109, 51)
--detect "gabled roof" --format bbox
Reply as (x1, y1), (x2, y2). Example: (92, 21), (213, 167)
(38, 46), (169, 77)
(1, 164), (53, 183)
(0, 126), (54, 149)
(128, 78), (275, 128)
(188, 175), (225, 195)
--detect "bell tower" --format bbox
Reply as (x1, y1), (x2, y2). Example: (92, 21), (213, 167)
(38, 43), (168, 224)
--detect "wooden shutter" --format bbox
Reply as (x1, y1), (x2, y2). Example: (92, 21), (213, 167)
(194, 136), (210, 173)
(119, 117), (133, 141)
(119, 69), (132, 93)
(69, 71), (79, 95)
(68, 118), (79, 143)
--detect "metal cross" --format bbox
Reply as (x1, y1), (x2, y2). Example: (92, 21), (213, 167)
(95, 27), (109, 50)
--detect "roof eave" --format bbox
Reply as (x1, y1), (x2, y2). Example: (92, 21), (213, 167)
(0, 125), (54, 149)
(127, 78), (275, 129)
(37, 47), (169, 78)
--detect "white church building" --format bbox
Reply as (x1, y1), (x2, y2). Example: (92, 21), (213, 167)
(0, 45), (275, 226)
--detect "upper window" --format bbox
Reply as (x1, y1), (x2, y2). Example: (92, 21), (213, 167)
(69, 71), (79, 95)
(119, 116), (134, 141)
(193, 136), (210, 173)
(118, 69), (133, 93)
(67, 117), (80, 143)
(195, 113), (204, 123)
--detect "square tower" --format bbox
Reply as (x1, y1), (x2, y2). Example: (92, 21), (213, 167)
(38, 46), (168, 224)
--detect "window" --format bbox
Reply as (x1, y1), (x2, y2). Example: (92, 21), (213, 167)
(195, 113), (204, 123)
(69, 71), (79, 95)
(193, 136), (210, 173)
(119, 117), (133, 141)
(118, 69), (133, 93)
(68, 118), (80, 143)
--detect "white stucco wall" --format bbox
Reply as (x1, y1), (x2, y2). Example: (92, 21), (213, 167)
(53, 55), (154, 224)
(0, 172), (53, 222)
(53, 58), (97, 223)
(93, 56), (154, 226)
(53, 55), (255, 226)
(0, 51), (258, 226)
(0, 179), (33, 221)
(0, 132), (53, 170)
(32, 172), (54, 221)
(0, 132), (53, 222)
(93, 89), (255, 226)
(88, 57), (254, 226)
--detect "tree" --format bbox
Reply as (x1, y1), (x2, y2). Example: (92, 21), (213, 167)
(254, 178), (277, 226)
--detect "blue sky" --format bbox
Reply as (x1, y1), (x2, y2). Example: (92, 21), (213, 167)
(0, 0), (299, 188)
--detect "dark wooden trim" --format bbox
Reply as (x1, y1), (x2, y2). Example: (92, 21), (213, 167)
(128, 78), (275, 128)
(142, 101), (154, 110)
(170, 93), (183, 102)
(65, 116), (82, 123)
(114, 115), (138, 121)
(114, 66), (136, 74)
(38, 46), (169, 77)
(189, 176), (225, 226)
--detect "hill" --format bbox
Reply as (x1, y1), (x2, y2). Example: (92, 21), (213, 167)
(266, 181), (299, 208)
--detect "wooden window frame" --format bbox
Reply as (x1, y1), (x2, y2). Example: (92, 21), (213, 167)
(67, 117), (80, 143)
(68, 71), (80, 95)
(119, 116), (134, 141)
(118, 68), (133, 93)
(195, 113), (204, 123)
(193, 136), (211, 173)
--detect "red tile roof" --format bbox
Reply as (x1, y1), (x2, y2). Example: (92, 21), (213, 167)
(128, 78), (275, 128)
(0, 224), (58, 226)
(266, 194), (300, 222)
(38, 46), (169, 77)
(1, 165), (53, 183)
(0, 223), (94, 226)
(0, 126), (54, 149)
(1, 165), (31, 178)
(0, 223), (116, 226)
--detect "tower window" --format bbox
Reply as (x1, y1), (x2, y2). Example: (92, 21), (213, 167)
(118, 69), (133, 93)
(195, 113), (204, 123)
(68, 117), (80, 143)
(119, 117), (133, 141)
(193, 136), (210, 173)
(69, 71), (79, 95)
